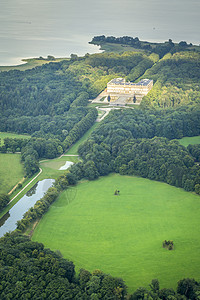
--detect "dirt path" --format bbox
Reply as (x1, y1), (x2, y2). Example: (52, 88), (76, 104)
(58, 153), (79, 159)
(8, 177), (25, 195)
(96, 107), (123, 122)
(9, 168), (42, 204)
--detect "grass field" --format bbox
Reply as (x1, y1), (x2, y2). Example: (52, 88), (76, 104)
(94, 42), (146, 53)
(178, 135), (200, 147)
(0, 57), (69, 72)
(39, 156), (79, 177)
(0, 132), (31, 145)
(66, 122), (99, 155)
(32, 174), (200, 292)
(0, 155), (79, 218)
(0, 153), (24, 194)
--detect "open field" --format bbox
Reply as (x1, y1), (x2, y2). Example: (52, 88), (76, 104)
(66, 122), (99, 155)
(93, 42), (146, 53)
(40, 156), (79, 174)
(178, 135), (200, 147)
(0, 155), (78, 218)
(0, 57), (69, 72)
(0, 132), (31, 145)
(0, 154), (24, 194)
(32, 174), (200, 292)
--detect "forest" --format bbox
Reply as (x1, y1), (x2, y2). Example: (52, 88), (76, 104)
(76, 106), (200, 193)
(0, 38), (200, 297)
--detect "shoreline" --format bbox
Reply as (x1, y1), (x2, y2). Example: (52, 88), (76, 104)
(1, 36), (200, 69)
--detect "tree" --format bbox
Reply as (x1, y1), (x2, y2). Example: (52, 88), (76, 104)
(130, 287), (148, 300)
(195, 184), (200, 195)
(177, 278), (198, 299)
(0, 194), (10, 212)
(150, 279), (160, 293)
(83, 161), (99, 180)
(24, 155), (39, 177)
(114, 190), (120, 195)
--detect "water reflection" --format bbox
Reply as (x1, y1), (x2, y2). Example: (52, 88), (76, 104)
(0, 179), (54, 237)
(0, 212), (10, 227)
(26, 182), (38, 197)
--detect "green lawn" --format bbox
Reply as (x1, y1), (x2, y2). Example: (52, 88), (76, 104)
(39, 156), (79, 179)
(178, 135), (200, 147)
(32, 174), (200, 292)
(0, 153), (24, 194)
(0, 132), (31, 145)
(66, 122), (99, 155)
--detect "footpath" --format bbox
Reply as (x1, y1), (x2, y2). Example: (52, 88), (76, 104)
(9, 168), (42, 204)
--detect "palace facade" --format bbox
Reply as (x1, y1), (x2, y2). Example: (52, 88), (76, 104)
(107, 78), (153, 96)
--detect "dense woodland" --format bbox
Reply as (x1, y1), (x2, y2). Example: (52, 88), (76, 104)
(76, 106), (200, 193)
(0, 38), (200, 297)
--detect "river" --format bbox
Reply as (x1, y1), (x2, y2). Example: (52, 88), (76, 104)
(0, 0), (200, 65)
(0, 179), (54, 237)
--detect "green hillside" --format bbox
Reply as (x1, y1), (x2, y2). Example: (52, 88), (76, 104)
(32, 174), (200, 292)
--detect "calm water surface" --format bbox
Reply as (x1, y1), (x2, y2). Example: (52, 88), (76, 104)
(0, 0), (200, 65)
(0, 179), (54, 237)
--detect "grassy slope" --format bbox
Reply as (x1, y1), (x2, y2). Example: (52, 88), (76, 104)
(39, 156), (79, 178)
(178, 135), (200, 147)
(96, 43), (146, 53)
(0, 120), (97, 215)
(32, 174), (200, 292)
(91, 41), (200, 54)
(0, 154), (24, 194)
(0, 132), (31, 145)
(66, 122), (99, 155)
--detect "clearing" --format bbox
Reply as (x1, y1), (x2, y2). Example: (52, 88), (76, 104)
(0, 132), (30, 146)
(0, 153), (24, 194)
(178, 135), (200, 147)
(32, 173), (200, 292)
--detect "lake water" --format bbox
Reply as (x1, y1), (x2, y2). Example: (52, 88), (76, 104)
(0, 179), (54, 237)
(0, 0), (200, 65)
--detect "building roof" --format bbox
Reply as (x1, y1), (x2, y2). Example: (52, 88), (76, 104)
(108, 78), (153, 86)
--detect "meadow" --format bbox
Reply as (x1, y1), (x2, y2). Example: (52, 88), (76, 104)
(32, 174), (200, 292)
(39, 155), (80, 179)
(178, 135), (200, 147)
(0, 153), (24, 194)
(0, 132), (31, 145)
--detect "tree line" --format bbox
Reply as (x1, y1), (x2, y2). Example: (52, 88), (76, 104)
(76, 107), (200, 193)
(141, 51), (200, 108)
(0, 194), (10, 213)
(6, 158), (200, 299)
(90, 35), (196, 58)
(0, 233), (199, 299)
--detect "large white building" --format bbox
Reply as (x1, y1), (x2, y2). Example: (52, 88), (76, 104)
(107, 78), (153, 96)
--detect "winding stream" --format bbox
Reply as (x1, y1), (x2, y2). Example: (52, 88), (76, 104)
(0, 179), (54, 237)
